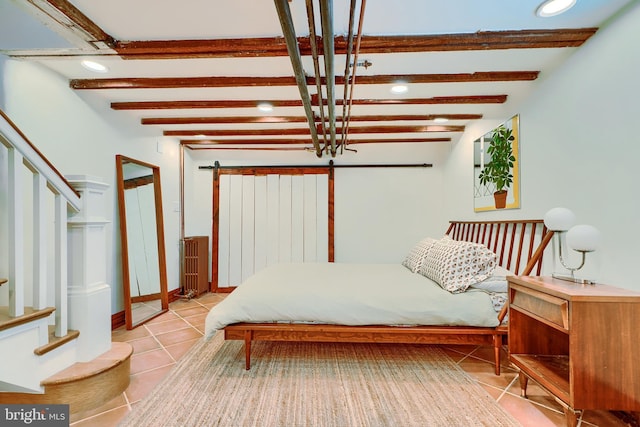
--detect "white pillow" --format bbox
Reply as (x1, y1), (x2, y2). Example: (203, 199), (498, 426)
(418, 237), (497, 293)
(470, 266), (512, 293)
(402, 237), (437, 273)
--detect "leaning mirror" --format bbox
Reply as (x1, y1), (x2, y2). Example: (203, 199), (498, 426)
(116, 155), (169, 329)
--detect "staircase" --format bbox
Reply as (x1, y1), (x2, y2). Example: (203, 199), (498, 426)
(0, 109), (132, 413)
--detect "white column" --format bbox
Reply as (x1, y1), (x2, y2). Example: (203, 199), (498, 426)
(65, 175), (111, 361)
(8, 148), (24, 317)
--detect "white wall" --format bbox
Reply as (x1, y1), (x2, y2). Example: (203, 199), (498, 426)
(444, 1), (640, 290)
(0, 59), (182, 313)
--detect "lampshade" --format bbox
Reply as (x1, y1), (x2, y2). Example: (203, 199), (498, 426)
(543, 207), (576, 232)
(567, 224), (601, 252)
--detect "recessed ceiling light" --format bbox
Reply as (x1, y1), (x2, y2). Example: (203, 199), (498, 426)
(81, 60), (108, 73)
(257, 102), (273, 112)
(536, 0), (576, 17)
(390, 84), (408, 94)
(434, 117), (449, 123)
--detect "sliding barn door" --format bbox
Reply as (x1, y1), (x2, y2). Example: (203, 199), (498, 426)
(212, 167), (333, 290)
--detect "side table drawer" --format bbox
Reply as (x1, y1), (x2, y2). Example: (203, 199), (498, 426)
(510, 285), (569, 330)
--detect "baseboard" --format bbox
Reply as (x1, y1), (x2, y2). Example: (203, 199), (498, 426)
(111, 289), (181, 330)
(168, 288), (181, 303)
(111, 311), (125, 330)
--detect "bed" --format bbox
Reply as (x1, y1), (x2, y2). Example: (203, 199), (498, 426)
(204, 219), (553, 374)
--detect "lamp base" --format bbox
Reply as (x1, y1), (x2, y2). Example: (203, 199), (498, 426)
(552, 273), (596, 285)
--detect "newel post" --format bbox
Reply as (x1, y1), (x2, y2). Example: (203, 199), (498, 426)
(65, 175), (112, 361)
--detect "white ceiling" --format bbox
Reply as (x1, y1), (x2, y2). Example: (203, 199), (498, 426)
(0, 0), (635, 155)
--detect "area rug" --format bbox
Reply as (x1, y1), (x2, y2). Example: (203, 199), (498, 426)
(120, 332), (520, 426)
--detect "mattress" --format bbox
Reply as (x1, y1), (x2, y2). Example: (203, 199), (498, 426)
(204, 262), (502, 340)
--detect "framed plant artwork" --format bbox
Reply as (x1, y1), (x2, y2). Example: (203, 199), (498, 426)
(474, 114), (520, 212)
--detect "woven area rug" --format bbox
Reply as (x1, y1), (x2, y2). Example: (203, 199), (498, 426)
(120, 332), (520, 427)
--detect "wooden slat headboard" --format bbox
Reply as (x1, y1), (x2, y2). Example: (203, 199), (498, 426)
(445, 219), (554, 276)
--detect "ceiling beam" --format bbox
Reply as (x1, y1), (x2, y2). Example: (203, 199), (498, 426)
(73, 72), (536, 90)
(141, 114), (482, 125)
(187, 146), (313, 151)
(23, 0), (116, 49)
(348, 137), (452, 144)
(164, 125), (464, 137)
(180, 137), (452, 145)
(112, 100), (304, 110)
(142, 116), (309, 125)
(111, 95), (507, 110)
(331, 72), (539, 85)
(182, 139), (313, 145)
(321, 95), (508, 105)
(71, 76), (298, 90)
(111, 29), (597, 59)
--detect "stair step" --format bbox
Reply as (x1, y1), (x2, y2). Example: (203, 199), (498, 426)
(0, 342), (133, 414)
(0, 306), (55, 332)
(34, 326), (80, 356)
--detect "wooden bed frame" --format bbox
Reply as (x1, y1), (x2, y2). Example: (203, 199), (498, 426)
(224, 219), (554, 375)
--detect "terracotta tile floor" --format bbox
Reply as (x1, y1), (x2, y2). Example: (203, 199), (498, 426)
(70, 293), (630, 426)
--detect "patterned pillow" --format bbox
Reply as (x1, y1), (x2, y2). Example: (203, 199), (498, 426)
(402, 237), (437, 273)
(417, 238), (496, 293)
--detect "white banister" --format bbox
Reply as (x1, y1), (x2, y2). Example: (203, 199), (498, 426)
(2, 109), (80, 337)
(0, 111), (81, 212)
(0, 109), (101, 391)
(33, 172), (48, 310)
(8, 147), (25, 318)
(54, 193), (68, 338)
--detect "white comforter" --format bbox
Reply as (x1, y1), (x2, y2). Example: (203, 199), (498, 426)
(204, 263), (501, 339)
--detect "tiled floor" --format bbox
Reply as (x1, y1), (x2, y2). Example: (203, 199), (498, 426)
(70, 293), (631, 427)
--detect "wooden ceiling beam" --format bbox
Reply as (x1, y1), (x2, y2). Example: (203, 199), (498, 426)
(24, 0), (116, 49)
(331, 72), (539, 85)
(180, 137), (451, 145)
(142, 114), (482, 125)
(326, 95), (508, 105)
(111, 95), (507, 110)
(112, 100), (304, 110)
(344, 28), (598, 54)
(112, 29), (597, 59)
(348, 137), (452, 144)
(142, 116), (309, 125)
(164, 125), (464, 137)
(186, 146), (313, 151)
(74, 72), (536, 90)
(71, 76), (298, 90)
(182, 138), (312, 145)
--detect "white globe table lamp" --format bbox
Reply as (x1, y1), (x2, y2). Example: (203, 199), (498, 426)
(544, 208), (600, 284)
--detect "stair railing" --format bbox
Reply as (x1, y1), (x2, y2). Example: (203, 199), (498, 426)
(1, 109), (81, 338)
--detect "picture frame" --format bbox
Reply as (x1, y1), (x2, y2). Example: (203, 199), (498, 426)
(474, 114), (520, 212)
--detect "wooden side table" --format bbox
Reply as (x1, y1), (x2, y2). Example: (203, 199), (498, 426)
(507, 276), (640, 427)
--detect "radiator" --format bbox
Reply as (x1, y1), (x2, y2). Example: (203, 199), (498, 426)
(183, 236), (209, 297)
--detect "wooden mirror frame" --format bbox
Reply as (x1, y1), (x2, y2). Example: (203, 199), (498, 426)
(116, 155), (169, 329)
